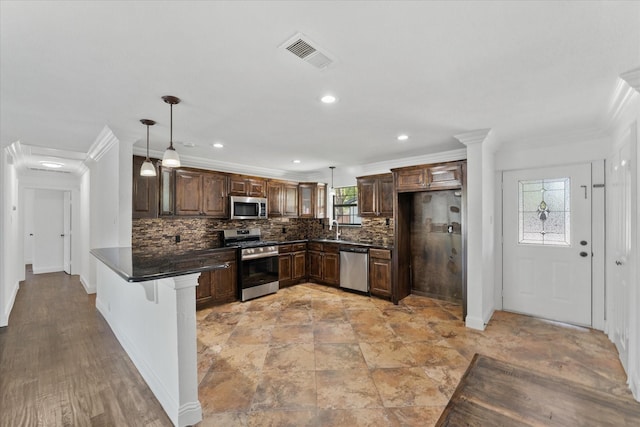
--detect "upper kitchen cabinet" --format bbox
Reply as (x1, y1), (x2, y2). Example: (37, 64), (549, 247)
(267, 180), (299, 217)
(175, 168), (228, 217)
(427, 163), (463, 190)
(159, 164), (175, 216)
(132, 156), (158, 219)
(229, 174), (267, 197)
(299, 183), (327, 219)
(357, 173), (393, 217)
(392, 161), (463, 192)
(394, 166), (428, 192)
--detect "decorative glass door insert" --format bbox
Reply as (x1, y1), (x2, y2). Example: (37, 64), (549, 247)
(518, 177), (570, 246)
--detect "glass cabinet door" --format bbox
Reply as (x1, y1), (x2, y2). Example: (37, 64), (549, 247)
(159, 165), (175, 216)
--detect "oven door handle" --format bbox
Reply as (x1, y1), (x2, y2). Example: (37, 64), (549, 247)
(242, 252), (278, 261)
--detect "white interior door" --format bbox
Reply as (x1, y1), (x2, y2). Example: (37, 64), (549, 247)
(33, 189), (64, 274)
(607, 139), (632, 371)
(503, 163), (592, 326)
(63, 191), (71, 274)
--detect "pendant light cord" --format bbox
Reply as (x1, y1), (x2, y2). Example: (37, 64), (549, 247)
(146, 124), (150, 161)
(169, 104), (174, 149)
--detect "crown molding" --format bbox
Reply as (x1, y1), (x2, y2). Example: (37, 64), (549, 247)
(454, 129), (492, 146)
(359, 148), (467, 176)
(620, 67), (640, 92)
(87, 126), (119, 162)
(5, 141), (27, 173)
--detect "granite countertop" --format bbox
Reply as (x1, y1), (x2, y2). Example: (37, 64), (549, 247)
(91, 247), (234, 283)
(308, 239), (393, 250)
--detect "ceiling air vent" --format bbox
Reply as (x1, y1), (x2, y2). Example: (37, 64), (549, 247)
(281, 32), (334, 69)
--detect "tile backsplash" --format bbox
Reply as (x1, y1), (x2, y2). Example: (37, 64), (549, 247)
(132, 216), (394, 256)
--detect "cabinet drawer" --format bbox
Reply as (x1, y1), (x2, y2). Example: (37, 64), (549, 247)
(369, 249), (391, 260)
(210, 250), (236, 263)
(292, 243), (307, 252)
(308, 242), (323, 252)
(323, 243), (339, 254)
(279, 244), (293, 254)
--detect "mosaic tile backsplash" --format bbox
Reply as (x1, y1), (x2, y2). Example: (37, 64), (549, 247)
(132, 216), (394, 256)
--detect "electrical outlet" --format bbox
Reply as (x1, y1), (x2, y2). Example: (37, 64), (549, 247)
(175, 235), (181, 243)
(282, 227), (286, 234)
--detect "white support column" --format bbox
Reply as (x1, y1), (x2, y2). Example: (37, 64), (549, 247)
(455, 129), (496, 330)
(619, 67), (640, 400)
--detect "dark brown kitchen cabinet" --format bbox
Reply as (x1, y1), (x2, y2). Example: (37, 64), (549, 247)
(308, 242), (339, 286)
(369, 248), (392, 298)
(278, 243), (306, 287)
(357, 173), (393, 217)
(159, 165), (175, 216)
(394, 166), (428, 192)
(427, 163), (462, 190)
(132, 155), (158, 219)
(196, 250), (237, 308)
(175, 169), (228, 217)
(268, 180), (299, 217)
(229, 174), (266, 197)
(299, 183), (327, 219)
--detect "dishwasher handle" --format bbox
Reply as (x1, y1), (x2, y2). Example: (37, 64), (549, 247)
(339, 246), (369, 253)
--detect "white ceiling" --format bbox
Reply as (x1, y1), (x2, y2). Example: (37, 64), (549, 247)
(1, 1), (639, 176)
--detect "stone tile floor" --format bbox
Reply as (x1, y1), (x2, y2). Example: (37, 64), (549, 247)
(195, 283), (635, 426)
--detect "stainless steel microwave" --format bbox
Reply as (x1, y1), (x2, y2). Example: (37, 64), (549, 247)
(230, 196), (267, 220)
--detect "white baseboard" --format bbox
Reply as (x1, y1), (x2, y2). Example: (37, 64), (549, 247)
(630, 371), (640, 402)
(80, 274), (96, 294)
(32, 265), (63, 274)
(465, 315), (487, 331)
(0, 280), (20, 327)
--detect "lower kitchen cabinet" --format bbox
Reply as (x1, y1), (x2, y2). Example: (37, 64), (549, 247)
(196, 250), (237, 308)
(308, 242), (339, 286)
(369, 248), (392, 298)
(279, 243), (306, 287)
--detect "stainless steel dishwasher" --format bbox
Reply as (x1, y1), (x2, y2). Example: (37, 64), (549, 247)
(339, 246), (369, 293)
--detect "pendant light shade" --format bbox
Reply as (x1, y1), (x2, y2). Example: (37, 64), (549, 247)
(161, 95), (181, 168)
(140, 119), (156, 177)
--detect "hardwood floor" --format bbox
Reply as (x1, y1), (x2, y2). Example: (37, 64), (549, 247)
(0, 267), (171, 427)
(436, 354), (640, 426)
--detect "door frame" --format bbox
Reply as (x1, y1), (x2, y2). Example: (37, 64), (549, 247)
(496, 160), (605, 330)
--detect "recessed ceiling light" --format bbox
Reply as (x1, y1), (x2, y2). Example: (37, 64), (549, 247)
(39, 161), (64, 169)
(321, 95), (337, 104)
(397, 134), (409, 141)
(212, 142), (224, 148)
(292, 159), (301, 164)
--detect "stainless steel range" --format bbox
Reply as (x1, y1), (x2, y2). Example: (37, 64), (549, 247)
(223, 229), (279, 302)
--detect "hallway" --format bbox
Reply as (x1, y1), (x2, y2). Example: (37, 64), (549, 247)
(0, 267), (170, 426)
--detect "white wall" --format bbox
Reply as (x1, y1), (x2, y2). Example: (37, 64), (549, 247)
(1, 149), (21, 327)
(87, 139), (121, 290)
(79, 169), (92, 292)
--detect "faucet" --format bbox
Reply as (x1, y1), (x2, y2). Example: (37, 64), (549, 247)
(330, 219), (341, 240)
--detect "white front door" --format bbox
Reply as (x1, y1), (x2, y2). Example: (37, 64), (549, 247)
(503, 163), (592, 326)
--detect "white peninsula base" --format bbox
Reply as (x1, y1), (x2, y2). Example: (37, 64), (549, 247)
(95, 261), (202, 427)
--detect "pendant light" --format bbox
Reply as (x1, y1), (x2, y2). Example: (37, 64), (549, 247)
(161, 95), (181, 168)
(139, 119), (157, 176)
(329, 166), (336, 197)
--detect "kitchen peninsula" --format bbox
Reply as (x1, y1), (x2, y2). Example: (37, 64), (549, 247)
(90, 247), (232, 427)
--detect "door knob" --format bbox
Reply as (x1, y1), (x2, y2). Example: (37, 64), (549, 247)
(615, 260), (623, 266)
(580, 240), (588, 246)
(579, 251), (588, 257)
